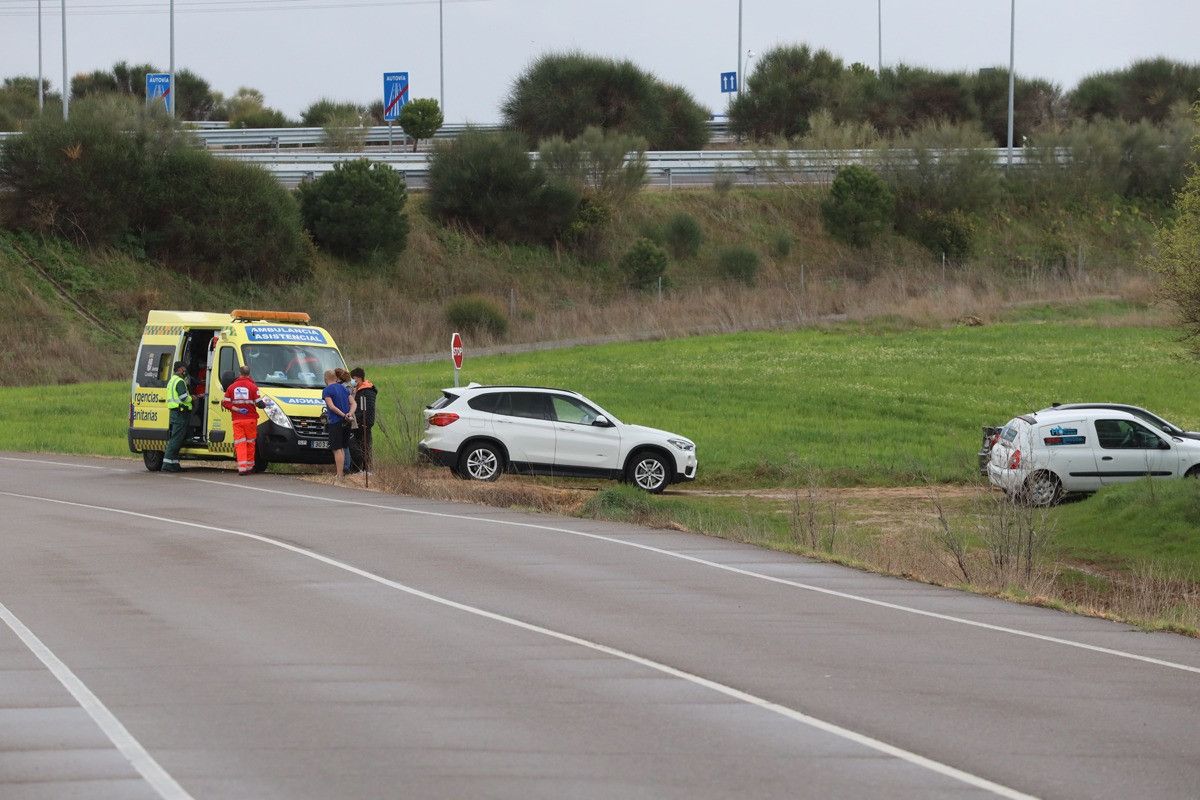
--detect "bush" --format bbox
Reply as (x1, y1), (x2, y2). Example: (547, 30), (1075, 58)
(663, 212), (703, 259)
(730, 45), (847, 140)
(538, 126), (647, 207)
(879, 122), (1000, 228)
(322, 110), (368, 152)
(907, 209), (975, 261)
(445, 295), (508, 337)
(619, 238), (669, 289)
(502, 52), (710, 150)
(398, 98), (444, 151)
(1069, 58), (1200, 124)
(428, 129), (580, 244)
(770, 230), (793, 258)
(0, 95), (307, 281)
(717, 246), (761, 285)
(1150, 105), (1200, 358)
(298, 160), (408, 262)
(821, 165), (894, 247)
(300, 98), (366, 127)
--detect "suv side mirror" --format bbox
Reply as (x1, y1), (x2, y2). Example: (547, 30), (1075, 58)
(592, 415), (612, 428)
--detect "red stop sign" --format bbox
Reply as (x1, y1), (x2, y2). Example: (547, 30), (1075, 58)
(451, 332), (463, 370)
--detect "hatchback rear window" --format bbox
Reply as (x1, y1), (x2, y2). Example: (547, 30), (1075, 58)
(428, 392), (458, 410)
(1001, 426), (1018, 443)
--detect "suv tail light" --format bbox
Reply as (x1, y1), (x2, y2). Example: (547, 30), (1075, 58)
(428, 412), (460, 427)
(1008, 449), (1022, 470)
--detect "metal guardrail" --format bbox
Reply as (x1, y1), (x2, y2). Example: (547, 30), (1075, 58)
(225, 147), (1065, 189)
(0, 120), (733, 147)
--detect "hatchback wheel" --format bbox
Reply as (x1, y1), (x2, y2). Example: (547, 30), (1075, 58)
(628, 451), (669, 494)
(1022, 471), (1062, 507)
(459, 443), (503, 482)
(142, 450), (164, 472)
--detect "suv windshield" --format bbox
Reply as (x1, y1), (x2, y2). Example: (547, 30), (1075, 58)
(242, 344), (345, 389)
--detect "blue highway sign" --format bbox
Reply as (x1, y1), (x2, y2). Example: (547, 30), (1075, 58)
(720, 71), (738, 93)
(383, 72), (410, 122)
(146, 73), (172, 112)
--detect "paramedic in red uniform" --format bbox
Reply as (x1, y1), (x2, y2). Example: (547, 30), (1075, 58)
(222, 366), (266, 475)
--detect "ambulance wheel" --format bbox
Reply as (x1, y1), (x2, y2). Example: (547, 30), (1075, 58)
(143, 451), (164, 472)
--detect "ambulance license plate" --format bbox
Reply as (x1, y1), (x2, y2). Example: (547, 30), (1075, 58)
(310, 440), (330, 449)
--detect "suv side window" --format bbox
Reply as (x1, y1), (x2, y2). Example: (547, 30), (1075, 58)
(1096, 419), (1163, 450)
(551, 395), (600, 425)
(468, 393), (499, 413)
(509, 392), (552, 420)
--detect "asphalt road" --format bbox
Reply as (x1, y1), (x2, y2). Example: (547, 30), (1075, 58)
(1, 454), (1198, 800)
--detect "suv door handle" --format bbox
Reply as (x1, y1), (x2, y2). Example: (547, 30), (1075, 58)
(1101, 456), (1114, 461)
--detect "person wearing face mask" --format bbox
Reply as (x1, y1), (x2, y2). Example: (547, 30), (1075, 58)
(348, 367), (377, 473)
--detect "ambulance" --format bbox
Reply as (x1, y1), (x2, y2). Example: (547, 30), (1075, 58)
(129, 309), (348, 471)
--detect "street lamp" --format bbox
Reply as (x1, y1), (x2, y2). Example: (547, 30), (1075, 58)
(60, 0), (67, 119)
(1006, 0), (1015, 168)
(439, 0), (444, 113)
(37, 0), (43, 111)
(877, 0), (882, 75)
(736, 0), (743, 95)
(169, 0), (175, 117)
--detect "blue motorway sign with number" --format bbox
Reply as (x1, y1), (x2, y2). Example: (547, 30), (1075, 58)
(383, 72), (410, 122)
(720, 71), (738, 93)
(146, 73), (172, 112)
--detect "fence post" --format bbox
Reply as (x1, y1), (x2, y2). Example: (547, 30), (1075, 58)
(509, 287), (516, 318)
(942, 251), (946, 286)
(665, 168), (672, 190)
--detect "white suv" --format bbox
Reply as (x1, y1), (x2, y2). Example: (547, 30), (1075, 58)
(418, 384), (697, 492)
(987, 408), (1200, 505)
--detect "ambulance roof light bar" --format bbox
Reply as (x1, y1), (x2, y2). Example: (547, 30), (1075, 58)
(230, 309), (312, 324)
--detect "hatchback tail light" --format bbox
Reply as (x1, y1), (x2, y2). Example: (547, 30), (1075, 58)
(1008, 449), (1022, 470)
(428, 412), (460, 427)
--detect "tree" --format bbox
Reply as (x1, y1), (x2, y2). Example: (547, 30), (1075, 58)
(1150, 107), (1200, 357)
(298, 160), (409, 262)
(398, 98), (444, 151)
(820, 165), (894, 248)
(502, 52), (710, 150)
(730, 45), (847, 140)
(1070, 58), (1200, 124)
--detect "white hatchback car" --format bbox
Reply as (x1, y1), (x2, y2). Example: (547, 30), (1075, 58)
(987, 408), (1200, 505)
(418, 384), (698, 492)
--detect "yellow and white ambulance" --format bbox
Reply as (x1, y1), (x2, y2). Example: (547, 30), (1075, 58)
(129, 309), (348, 471)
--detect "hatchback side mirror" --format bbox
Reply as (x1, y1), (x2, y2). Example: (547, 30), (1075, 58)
(592, 415), (612, 428)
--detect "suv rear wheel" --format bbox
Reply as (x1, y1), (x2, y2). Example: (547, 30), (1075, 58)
(628, 450), (670, 494)
(1022, 471), (1062, 507)
(459, 442), (503, 482)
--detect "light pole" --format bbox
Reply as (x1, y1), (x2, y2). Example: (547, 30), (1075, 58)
(877, 0), (882, 75)
(439, 0), (444, 112)
(60, 0), (67, 119)
(37, 0), (43, 111)
(1006, 0), (1015, 168)
(169, 0), (175, 117)
(736, 0), (742, 95)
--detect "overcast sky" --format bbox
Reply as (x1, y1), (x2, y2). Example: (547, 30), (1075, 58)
(2, 0), (1199, 121)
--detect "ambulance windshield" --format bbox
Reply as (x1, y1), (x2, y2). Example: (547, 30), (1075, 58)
(241, 345), (346, 389)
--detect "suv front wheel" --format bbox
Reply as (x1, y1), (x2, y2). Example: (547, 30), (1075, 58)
(627, 450), (670, 494)
(459, 442), (503, 482)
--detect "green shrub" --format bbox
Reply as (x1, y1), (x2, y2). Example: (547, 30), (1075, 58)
(322, 110), (368, 152)
(717, 246), (761, 285)
(619, 238), (669, 289)
(538, 126), (647, 207)
(771, 230), (793, 258)
(428, 129), (580, 244)
(398, 98), (444, 151)
(730, 45), (847, 140)
(298, 160), (408, 262)
(821, 165), (894, 247)
(445, 295), (509, 337)
(562, 198), (612, 260)
(906, 209), (975, 261)
(0, 95), (307, 281)
(503, 52), (710, 150)
(663, 212), (703, 259)
(300, 98), (366, 127)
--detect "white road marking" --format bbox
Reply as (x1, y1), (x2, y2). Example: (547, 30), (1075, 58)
(0, 489), (1036, 800)
(184, 477), (1200, 676)
(0, 599), (194, 800)
(0, 455), (125, 471)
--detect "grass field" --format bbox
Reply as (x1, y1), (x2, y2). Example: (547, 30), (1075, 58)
(2, 320), (1196, 486)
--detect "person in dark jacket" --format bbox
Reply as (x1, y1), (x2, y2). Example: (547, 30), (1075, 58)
(349, 367), (377, 472)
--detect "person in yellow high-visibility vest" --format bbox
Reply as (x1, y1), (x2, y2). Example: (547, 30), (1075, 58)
(162, 361), (192, 473)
